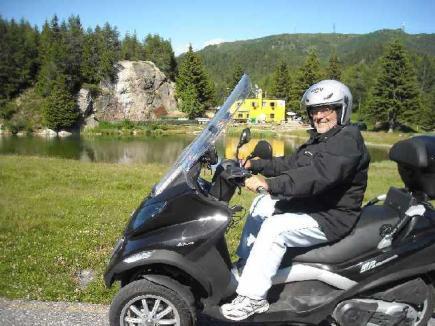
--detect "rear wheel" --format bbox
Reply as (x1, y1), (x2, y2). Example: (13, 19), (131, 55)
(109, 278), (195, 326)
(331, 282), (433, 326)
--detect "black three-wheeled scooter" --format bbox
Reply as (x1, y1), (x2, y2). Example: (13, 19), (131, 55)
(104, 75), (435, 325)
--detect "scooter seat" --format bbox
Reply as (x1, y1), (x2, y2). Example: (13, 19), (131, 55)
(283, 204), (400, 266)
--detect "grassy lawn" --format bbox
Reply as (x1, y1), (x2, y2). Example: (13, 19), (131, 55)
(0, 155), (406, 303)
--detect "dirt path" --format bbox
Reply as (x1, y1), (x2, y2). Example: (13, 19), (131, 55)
(0, 298), (108, 326)
(1, 297), (434, 325)
(0, 297), (231, 326)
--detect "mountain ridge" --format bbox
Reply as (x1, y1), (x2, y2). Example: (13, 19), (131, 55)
(191, 29), (435, 97)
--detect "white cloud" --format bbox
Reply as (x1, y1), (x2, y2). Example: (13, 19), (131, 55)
(203, 38), (225, 48)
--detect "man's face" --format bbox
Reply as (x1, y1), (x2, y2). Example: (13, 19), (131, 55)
(310, 106), (338, 134)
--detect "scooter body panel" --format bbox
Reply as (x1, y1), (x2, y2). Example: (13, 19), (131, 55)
(105, 186), (235, 300)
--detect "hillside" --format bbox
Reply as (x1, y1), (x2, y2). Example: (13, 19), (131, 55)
(193, 29), (435, 97)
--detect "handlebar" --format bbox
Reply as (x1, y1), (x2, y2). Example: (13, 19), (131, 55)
(224, 165), (269, 194)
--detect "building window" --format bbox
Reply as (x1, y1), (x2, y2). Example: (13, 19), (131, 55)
(247, 114), (250, 118)
(270, 114), (275, 119)
(238, 113), (243, 118)
(270, 102), (275, 107)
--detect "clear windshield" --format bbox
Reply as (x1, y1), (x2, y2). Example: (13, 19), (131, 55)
(152, 74), (251, 196)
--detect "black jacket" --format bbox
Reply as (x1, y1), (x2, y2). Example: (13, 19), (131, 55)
(250, 125), (370, 242)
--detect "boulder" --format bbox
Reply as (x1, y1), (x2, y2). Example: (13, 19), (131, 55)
(35, 128), (57, 137)
(80, 60), (178, 124)
(58, 130), (72, 137)
(83, 114), (99, 130)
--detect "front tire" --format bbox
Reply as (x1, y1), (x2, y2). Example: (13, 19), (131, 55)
(109, 278), (195, 326)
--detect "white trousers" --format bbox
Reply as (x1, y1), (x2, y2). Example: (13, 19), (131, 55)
(236, 195), (328, 300)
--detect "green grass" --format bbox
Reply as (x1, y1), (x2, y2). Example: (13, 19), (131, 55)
(0, 156), (168, 303)
(0, 155), (409, 303)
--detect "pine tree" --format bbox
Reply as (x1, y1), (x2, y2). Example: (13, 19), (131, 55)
(288, 50), (322, 116)
(97, 23), (120, 82)
(342, 62), (374, 116)
(62, 15), (83, 93)
(36, 16), (63, 96)
(143, 34), (177, 80)
(44, 77), (79, 131)
(179, 84), (202, 119)
(327, 51), (342, 80)
(270, 61), (291, 106)
(365, 40), (421, 131)
(121, 32), (143, 60)
(176, 45), (215, 118)
(0, 18), (39, 102)
(81, 27), (100, 85)
(227, 63), (244, 93)
(419, 88), (435, 131)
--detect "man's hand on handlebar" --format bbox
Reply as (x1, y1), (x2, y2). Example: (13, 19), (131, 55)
(242, 159), (252, 169)
(241, 157), (260, 170)
(245, 175), (269, 194)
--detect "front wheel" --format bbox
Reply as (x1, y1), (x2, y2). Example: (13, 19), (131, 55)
(109, 278), (195, 326)
(414, 284), (433, 326)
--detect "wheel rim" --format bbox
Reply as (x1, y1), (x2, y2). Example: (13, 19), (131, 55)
(120, 294), (181, 326)
(415, 298), (430, 326)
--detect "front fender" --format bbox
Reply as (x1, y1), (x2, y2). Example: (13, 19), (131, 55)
(104, 249), (211, 293)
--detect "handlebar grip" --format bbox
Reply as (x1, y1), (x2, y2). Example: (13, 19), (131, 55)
(256, 186), (268, 194)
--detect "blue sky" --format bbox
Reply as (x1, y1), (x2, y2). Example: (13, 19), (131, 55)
(1, 0), (435, 55)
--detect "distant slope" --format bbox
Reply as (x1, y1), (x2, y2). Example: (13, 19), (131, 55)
(191, 29), (435, 98)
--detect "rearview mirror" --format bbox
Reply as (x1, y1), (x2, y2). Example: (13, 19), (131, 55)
(237, 128), (251, 149)
(236, 128), (251, 160)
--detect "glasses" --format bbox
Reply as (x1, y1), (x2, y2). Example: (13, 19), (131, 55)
(309, 106), (335, 117)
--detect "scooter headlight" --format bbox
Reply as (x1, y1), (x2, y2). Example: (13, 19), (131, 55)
(124, 250), (154, 264)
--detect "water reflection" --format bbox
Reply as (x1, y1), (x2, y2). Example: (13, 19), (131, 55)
(223, 137), (285, 159)
(222, 136), (390, 162)
(0, 134), (390, 164)
(0, 135), (194, 165)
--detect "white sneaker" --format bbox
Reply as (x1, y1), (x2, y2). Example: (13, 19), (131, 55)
(221, 295), (269, 321)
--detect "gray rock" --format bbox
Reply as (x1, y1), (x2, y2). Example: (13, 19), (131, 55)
(34, 128), (57, 138)
(58, 130), (72, 138)
(77, 89), (93, 117)
(83, 115), (99, 130)
(90, 60), (178, 122)
(75, 269), (95, 289)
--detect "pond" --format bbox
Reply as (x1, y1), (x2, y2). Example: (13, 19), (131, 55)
(0, 134), (390, 164)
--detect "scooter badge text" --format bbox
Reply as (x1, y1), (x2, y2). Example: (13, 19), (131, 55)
(360, 255), (398, 273)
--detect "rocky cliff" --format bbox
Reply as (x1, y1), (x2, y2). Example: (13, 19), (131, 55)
(79, 61), (179, 127)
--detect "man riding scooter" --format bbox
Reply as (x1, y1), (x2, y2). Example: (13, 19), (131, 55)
(222, 80), (371, 321)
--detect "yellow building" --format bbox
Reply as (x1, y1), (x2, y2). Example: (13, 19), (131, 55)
(231, 89), (285, 123)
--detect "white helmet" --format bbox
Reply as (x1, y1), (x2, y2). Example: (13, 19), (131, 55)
(301, 80), (353, 126)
